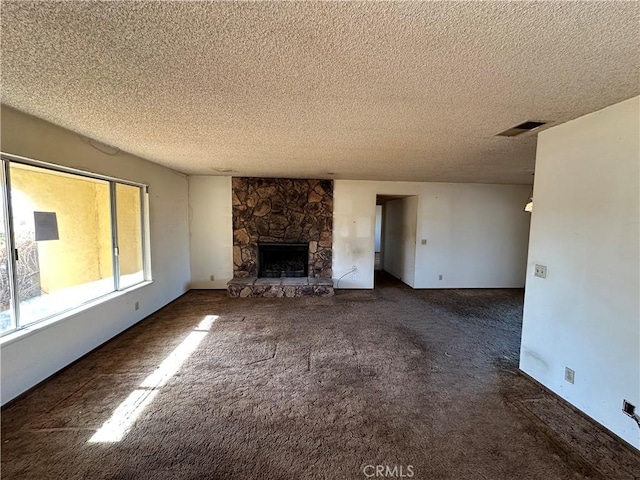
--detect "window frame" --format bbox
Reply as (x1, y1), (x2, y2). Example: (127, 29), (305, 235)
(0, 152), (151, 337)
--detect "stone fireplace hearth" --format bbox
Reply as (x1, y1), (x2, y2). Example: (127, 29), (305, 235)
(227, 177), (334, 297)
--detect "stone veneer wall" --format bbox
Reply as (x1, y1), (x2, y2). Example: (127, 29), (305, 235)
(232, 178), (333, 278)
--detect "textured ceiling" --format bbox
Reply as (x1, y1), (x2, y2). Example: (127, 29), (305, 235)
(1, 1), (638, 184)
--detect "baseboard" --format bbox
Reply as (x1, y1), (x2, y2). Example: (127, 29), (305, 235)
(518, 369), (640, 455)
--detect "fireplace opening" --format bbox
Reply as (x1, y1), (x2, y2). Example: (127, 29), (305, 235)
(258, 243), (308, 278)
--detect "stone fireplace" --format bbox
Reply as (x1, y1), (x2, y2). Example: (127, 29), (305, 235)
(228, 177), (334, 297)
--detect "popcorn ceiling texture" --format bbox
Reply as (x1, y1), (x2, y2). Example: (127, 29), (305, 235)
(1, 1), (638, 184)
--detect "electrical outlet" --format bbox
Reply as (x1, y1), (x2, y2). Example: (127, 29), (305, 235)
(438, 275), (443, 281)
(534, 264), (547, 278)
(210, 274), (215, 281)
(134, 301), (140, 311)
(421, 239), (427, 245)
(352, 273), (357, 281)
(622, 400), (636, 417)
(564, 367), (575, 384)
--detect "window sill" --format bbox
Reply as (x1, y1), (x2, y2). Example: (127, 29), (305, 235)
(0, 281), (153, 347)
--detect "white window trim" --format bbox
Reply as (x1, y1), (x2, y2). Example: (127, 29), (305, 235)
(1, 152), (148, 188)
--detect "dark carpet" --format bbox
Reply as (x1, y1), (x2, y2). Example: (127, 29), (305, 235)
(2, 272), (638, 479)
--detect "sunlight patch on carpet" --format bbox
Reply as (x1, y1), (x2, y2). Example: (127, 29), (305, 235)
(88, 315), (218, 443)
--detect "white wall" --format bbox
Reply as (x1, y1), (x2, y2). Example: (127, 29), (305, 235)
(333, 180), (531, 289)
(520, 96), (640, 449)
(1, 106), (191, 405)
(383, 197), (418, 287)
(188, 176), (233, 289)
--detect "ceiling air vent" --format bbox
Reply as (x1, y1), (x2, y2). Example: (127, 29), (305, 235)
(496, 121), (548, 137)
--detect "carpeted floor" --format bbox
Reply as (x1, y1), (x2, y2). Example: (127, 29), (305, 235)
(2, 272), (639, 479)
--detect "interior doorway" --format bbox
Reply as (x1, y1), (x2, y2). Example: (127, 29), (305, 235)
(375, 195), (418, 288)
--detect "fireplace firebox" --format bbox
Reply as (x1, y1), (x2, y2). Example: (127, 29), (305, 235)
(258, 243), (308, 278)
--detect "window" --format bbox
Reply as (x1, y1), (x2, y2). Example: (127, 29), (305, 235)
(0, 165), (15, 333)
(0, 154), (150, 336)
(115, 183), (144, 289)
